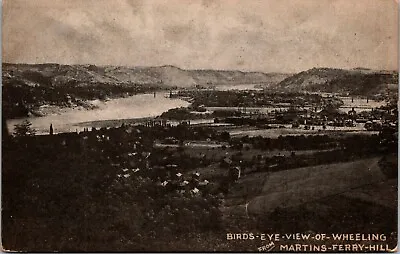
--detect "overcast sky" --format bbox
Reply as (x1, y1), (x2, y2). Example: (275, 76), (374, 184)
(2, 0), (398, 73)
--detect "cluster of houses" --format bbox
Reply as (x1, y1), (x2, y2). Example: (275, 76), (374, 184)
(217, 103), (397, 130)
(154, 170), (210, 195)
(35, 123), (217, 197)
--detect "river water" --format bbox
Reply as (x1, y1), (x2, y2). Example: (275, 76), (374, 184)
(7, 93), (190, 135)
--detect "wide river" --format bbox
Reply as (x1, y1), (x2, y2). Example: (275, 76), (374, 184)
(7, 93), (190, 135)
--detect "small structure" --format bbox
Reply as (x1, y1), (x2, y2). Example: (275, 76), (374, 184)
(191, 187), (200, 194)
(192, 172), (200, 179)
(198, 179), (209, 186)
(180, 180), (189, 187)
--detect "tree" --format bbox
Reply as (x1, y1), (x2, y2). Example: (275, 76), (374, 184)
(219, 131), (230, 142)
(50, 124), (54, 135)
(13, 120), (36, 137)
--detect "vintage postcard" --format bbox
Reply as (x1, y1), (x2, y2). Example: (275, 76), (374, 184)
(1, 0), (398, 252)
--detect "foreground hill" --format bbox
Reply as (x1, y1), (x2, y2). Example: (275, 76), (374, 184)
(277, 67), (398, 97)
(246, 157), (387, 215)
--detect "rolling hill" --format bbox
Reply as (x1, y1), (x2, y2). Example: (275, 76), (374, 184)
(2, 63), (289, 88)
(276, 67), (398, 96)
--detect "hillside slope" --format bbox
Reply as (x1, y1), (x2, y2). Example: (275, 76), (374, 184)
(277, 67), (398, 96)
(2, 63), (289, 88)
(247, 157), (386, 215)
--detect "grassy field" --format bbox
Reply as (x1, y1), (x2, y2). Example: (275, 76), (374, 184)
(214, 156), (397, 251)
(342, 178), (397, 209)
(166, 143), (334, 162)
(220, 156), (397, 247)
(246, 157), (387, 215)
(228, 126), (378, 138)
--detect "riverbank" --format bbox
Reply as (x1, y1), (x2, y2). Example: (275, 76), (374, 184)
(7, 93), (190, 135)
(28, 100), (99, 117)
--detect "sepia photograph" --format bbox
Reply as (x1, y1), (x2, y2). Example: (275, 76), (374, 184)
(1, 0), (398, 252)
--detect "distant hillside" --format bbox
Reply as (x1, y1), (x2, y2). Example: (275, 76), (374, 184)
(277, 67), (398, 96)
(2, 63), (289, 118)
(2, 63), (289, 88)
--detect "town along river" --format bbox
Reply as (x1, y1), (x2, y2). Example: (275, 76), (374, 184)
(7, 93), (190, 135)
